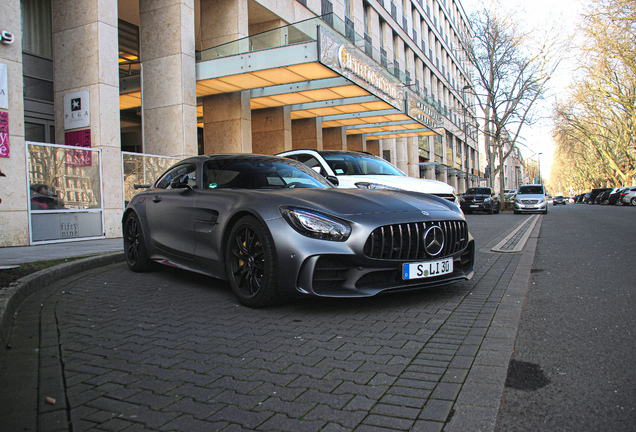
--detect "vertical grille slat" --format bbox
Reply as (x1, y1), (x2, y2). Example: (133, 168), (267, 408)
(414, 222), (421, 259)
(364, 220), (469, 260)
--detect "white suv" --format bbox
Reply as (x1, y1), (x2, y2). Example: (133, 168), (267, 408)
(514, 184), (548, 214)
(277, 149), (458, 204)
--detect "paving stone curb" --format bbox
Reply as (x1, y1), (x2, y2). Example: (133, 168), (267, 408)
(0, 252), (126, 363)
(445, 215), (542, 431)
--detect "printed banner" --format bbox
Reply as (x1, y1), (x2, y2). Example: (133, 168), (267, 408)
(0, 111), (8, 157)
(64, 129), (92, 166)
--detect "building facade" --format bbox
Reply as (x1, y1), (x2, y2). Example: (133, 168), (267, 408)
(0, 0), (480, 247)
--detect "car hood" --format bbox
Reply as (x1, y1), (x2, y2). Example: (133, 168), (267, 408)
(335, 175), (455, 195)
(271, 188), (461, 218)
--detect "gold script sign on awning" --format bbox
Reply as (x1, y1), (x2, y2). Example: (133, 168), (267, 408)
(318, 27), (403, 111)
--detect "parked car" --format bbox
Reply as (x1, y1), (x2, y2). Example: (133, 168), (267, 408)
(277, 149), (458, 204)
(514, 184), (548, 214)
(460, 187), (500, 214)
(504, 189), (517, 204)
(608, 188), (627, 205)
(123, 154), (475, 307)
(553, 195), (567, 205)
(588, 188), (612, 204)
(620, 187), (636, 205)
(594, 190), (612, 205)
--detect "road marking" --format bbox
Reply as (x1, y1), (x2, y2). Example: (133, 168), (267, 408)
(491, 214), (540, 253)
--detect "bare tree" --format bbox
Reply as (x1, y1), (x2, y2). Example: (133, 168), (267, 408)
(461, 1), (561, 205)
(552, 0), (636, 188)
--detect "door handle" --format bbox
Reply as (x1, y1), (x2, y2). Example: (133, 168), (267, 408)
(152, 195), (162, 203)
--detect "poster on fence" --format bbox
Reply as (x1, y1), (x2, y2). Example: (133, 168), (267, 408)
(64, 129), (92, 166)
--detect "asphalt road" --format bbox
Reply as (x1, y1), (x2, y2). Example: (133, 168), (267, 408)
(495, 203), (636, 431)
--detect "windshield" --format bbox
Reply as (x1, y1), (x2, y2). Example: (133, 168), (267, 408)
(465, 188), (492, 195)
(203, 158), (332, 189)
(323, 153), (405, 176)
(518, 186), (545, 195)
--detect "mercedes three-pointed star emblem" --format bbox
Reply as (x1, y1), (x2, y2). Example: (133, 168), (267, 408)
(423, 225), (444, 256)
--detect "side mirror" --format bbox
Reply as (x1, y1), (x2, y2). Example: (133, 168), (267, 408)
(325, 175), (339, 187)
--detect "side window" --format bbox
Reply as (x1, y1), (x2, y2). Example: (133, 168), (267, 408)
(298, 155), (328, 176)
(285, 154), (327, 177)
(156, 164), (196, 190)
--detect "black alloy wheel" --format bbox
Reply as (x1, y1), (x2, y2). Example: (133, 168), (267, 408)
(226, 216), (280, 307)
(123, 213), (154, 272)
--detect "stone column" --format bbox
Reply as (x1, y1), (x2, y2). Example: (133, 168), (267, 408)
(203, 92), (252, 154)
(52, 0), (123, 238)
(347, 134), (366, 152)
(0, 0), (28, 246)
(200, 0), (248, 47)
(292, 118), (323, 150)
(323, 127), (346, 150)
(366, 140), (379, 156)
(140, 0), (197, 158)
(252, 107), (291, 155)
(395, 138), (408, 174)
(407, 137), (420, 177)
(200, 0), (251, 154)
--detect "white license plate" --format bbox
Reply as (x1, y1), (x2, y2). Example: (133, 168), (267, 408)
(403, 258), (453, 280)
(470, 204), (479, 208)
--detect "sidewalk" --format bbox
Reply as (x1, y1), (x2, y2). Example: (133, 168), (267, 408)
(0, 238), (126, 372)
(0, 238), (124, 266)
(0, 218), (541, 432)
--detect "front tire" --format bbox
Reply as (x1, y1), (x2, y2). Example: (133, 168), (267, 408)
(631, 197), (636, 206)
(123, 213), (154, 272)
(226, 216), (281, 308)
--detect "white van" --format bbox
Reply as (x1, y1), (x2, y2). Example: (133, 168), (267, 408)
(514, 184), (548, 214)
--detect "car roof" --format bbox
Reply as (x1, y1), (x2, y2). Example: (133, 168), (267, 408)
(281, 149), (376, 157)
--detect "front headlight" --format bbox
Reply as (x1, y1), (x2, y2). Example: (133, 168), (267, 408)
(484, 197), (492, 203)
(354, 182), (402, 191)
(280, 207), (351, 241)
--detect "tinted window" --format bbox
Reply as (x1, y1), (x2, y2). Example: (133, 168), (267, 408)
(156, 164), (196, 189)
(518, 186), (544, 195)
(323, 153), (405, 176)
(466, 188), (492, 195)
(203, 158), (331, 190)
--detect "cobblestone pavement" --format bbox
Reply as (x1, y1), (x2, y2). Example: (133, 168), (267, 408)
(0, 214), (539, 432)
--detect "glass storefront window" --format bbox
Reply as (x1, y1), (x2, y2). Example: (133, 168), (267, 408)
(21, 0), (53, 58)
(28, 144), (102, 210)
(27, 143), (103, 243)
(25, 122), (45, 142)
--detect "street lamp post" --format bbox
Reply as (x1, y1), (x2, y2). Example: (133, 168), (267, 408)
(538, 152), (542, 184)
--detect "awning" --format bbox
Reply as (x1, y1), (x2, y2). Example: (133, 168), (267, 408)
(120, 16), (443, 140)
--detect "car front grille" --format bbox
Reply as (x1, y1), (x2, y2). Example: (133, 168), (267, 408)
(363, 220), (469, 261)
(434, 193), (457, 202)
(520, 199), (539, 204)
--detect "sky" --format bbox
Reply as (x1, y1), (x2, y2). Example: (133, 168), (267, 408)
(460, 0), (590, 180)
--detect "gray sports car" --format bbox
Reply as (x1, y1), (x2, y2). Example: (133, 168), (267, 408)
(123, 154), (475, 307)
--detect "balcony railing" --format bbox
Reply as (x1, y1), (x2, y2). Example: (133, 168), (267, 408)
(195, 13), (450, 119)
